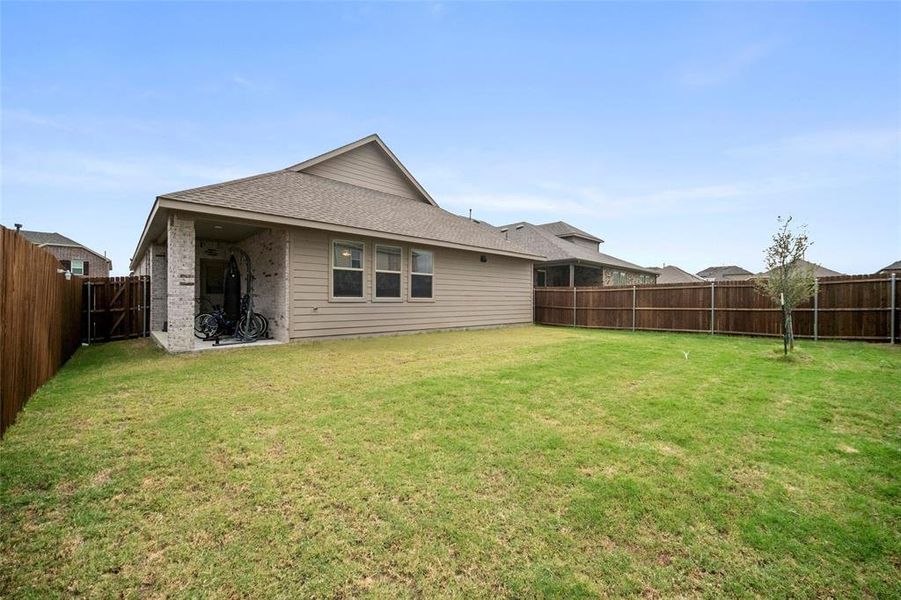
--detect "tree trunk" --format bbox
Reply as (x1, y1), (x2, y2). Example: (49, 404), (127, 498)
(787, 311), (795, 351)
(782, 307), (790, 355)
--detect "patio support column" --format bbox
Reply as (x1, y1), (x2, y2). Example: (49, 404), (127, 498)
(149, 242), (167, 332)
(167, 213), (195, 352)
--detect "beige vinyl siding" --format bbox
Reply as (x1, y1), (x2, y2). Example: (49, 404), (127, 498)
(302, 143), (425, 202)
(290, 227), (533, 339)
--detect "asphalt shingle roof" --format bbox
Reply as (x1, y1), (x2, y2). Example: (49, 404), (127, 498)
(17, 230), (81, 246)
(161, 170), (540, 258)
(758, 259), (844, 278)
(696, 265), (753, 279)
(496, 222), (655, 274)
(535, 221), (603, 243)
(646, 265), (706, 284)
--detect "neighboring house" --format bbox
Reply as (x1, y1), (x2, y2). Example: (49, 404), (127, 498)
(756, 259), (845, 279)
(696, 265), (754, 281)
(498, 221), (657, 287)
(17, 229), (112, 277)
(130, 134), (543, 352)
(646, 265), (706, 285)
(877, 260), (901, 275)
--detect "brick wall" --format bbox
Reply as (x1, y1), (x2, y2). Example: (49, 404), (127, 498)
(602, 268), (655, 287)
(237, 229), (289, 342)
(166, 214), (195, 352)
(42, 245), (111, 277)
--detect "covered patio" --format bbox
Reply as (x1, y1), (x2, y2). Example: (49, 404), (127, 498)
(136, 212), (289, 352)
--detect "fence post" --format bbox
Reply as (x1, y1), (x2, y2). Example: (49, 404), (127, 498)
(813, 278), (819, 341)
(142, 277), (147, 337)
(710, 281), (715, 334)
(86, 281), (92, 344)
(632, 285), (636, 331)
(892, 273), (897, 344)
(572, 287), (577, 328)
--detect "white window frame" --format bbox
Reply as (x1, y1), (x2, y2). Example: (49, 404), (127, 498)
(330, 239), (366, 302)
(409, 248), (435, 301)
(373, 244), (403, 302)
(70, 259), (85, 276)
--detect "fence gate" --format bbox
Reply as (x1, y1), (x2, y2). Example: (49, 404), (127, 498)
(82, 276), (151, 342)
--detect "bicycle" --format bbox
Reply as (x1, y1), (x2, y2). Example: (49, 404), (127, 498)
(194, 295), (269, 341)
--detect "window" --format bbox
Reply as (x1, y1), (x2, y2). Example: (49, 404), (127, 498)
(610, 270), (628, 286)
(410, 248), (433, 299)
(70, 260), (85, 276)
(535, 269), (547, 287)
(332, 240), (365, 299)
(374, 245), (402, 300)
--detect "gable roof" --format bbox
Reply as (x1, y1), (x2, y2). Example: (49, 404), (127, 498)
(131, 135), (545, 270)
(757, 259), (844, 279)
(536, 221), (603, 243)
(697, 265), (753, 279)
(287, 134), (436, 206)
(18, 229), (112, 265)
(497, 222), (656, 274)
(646, 265), (706, 284)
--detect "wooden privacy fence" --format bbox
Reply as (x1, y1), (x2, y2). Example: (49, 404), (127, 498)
(534, 275), (900, 343)
(1, 226), (83, 437)
(82, 276), (151, 343)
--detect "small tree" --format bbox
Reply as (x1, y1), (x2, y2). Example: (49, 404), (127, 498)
(755, 216), (816, 355)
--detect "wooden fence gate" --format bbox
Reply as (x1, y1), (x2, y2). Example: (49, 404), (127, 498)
(82, 276), (151, 342)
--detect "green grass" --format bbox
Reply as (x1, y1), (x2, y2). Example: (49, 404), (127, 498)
(1, 326), (899, 598)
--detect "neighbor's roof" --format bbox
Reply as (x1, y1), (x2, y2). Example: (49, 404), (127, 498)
(879, 260), (901, 272)
(535, 221), (603, 243)
(497, 222), (655, 274)
(697, 265), (753, 279)
(18, 229), (111, 264)
(156, 171), (540, 259)
(646, 265), (706, 284)
(758, 259), (844, 279)
(18, 230), (82, 246)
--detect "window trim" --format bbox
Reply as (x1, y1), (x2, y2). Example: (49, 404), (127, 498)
(408, 247), (435, 302)
(373, 244), (403, 302)
(70, 259), (85, 276)
(329, 238), (366, 302)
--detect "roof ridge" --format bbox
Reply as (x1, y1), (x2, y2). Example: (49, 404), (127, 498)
(159, 169), (287, 200)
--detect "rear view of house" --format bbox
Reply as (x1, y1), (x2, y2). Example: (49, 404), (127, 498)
(499, 221), (656, 287)
(130, 135), (542, 352)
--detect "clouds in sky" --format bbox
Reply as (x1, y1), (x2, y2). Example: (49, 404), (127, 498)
(676, 40), (778, 87)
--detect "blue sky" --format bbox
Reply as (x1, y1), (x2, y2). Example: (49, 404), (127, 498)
(2, 2), (899, 275)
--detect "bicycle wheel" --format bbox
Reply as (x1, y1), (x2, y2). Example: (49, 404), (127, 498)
(236, 313), (266, 340)
(194, 313), (221, 340)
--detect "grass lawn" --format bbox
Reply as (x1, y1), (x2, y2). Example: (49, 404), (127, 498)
(1, 326), (899, 598)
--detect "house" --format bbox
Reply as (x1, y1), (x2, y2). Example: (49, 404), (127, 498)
(498, 221), (657, 287)
(130, 134), (543, 352)
(756, 259), (845, 279)
(696, 265), (753, 281)
(646, 265), (706, 285)
(17, 229), (112, 276)
(877, 260), (901, 275)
